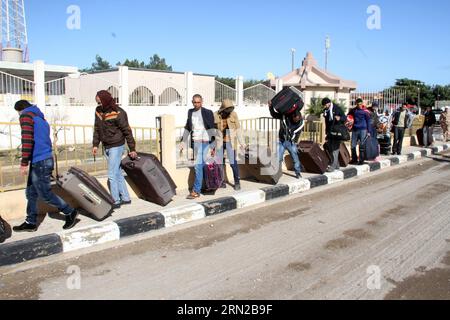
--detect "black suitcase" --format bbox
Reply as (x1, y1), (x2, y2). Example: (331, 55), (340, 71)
(378, 134), (391, 155)
(58, 167), (115, 221)
(121, 153), (177, 207)
(241, 146), (282, 185)
(416, 128), (433, 146)
(298, 141), (330, 174)
(361, 136), (380, 161)
(270, 86), (304, 116)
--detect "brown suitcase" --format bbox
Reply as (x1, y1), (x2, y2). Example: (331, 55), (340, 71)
(240, 146), (282, 185)
(298, 141), (330, 174)
(324, 142), (351, 168)
(121, 153), (177, 207)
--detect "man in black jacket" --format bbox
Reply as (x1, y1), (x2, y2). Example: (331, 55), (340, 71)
(180, 94), (216, 199)
(423, 106), (436, 147)
(323, 98), (347, 172)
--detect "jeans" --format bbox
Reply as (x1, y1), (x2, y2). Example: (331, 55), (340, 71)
(216, 142), (240, 184)
(105, 145), (130, 205)
(26, 158), (74, 225)
(423, 126), (433, 147)
(351, 129), (368, 162)
(193, 142), (210, 194)
(392, 127), (405, 154)
(279, 141), (301, 174)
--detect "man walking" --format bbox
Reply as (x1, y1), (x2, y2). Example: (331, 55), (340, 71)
(181, 94), (216, 199)
(322, 98), (347, 172)
(350, 98), (371, 165)
(13, 100), (79, 232)
(391, 103), (412, 155)
(423, 106), (437, 147)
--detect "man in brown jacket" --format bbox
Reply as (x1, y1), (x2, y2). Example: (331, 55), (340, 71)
(92, 90), (137, 209)
(214, 99), (246, 190)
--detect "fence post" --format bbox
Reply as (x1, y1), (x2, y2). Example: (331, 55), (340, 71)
(33, 60), (46, 109)
(160, 114), (177, 175)
(119, 66), (129, 108)
(185, 71), (194, 106)
(236, 76), (244, 107)
(276, 78), (284, 93)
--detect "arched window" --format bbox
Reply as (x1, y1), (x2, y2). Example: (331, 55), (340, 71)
(107, 86), (120, 104)
(159, 87), (182, 106)
(129, 86), (155, 106)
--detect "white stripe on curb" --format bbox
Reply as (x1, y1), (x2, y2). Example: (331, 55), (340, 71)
(435, 146), (444, 153)
(393, 155), (408, 164)
(59, 222), (120, 253)
(424, 149), (432, 156)
(160, 204), (206, 228)
(378, 159), (392, 169)
(411, 151), (422, 160)
(324, 170), (344, 184)
(232, 190), (266, 209)
(353, 164), (370, 176)
(287, 179), (311, 195)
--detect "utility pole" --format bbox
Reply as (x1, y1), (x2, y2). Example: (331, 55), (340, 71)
(325, 35), (331, 71)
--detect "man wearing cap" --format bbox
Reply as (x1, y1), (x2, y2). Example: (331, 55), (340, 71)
(323, 98), (347, 172)
(214, 99), (246, 191)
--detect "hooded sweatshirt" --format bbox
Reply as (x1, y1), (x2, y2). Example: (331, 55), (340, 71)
(19, 105), (53, 166)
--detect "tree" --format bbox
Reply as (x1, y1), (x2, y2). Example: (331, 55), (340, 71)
(81, 55), (112, 72)
(306, 97), (346, 117)
(146, 54), (172, 71)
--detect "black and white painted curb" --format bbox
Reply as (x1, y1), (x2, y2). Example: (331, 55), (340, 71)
(1, 144), (448, 267)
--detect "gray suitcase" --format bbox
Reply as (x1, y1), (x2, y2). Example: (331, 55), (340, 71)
(58, 167), (114, 221)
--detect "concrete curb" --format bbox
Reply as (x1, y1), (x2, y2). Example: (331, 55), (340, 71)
(1, 144), (449, 267)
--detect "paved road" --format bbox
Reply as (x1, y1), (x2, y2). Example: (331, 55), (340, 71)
(1, 153), (449, 300)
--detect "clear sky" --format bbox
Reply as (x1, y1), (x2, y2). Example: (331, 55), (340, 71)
(25, 0), (450, 91)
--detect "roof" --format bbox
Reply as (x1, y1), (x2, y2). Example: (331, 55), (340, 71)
(0, 60), (78, 81)
(271, 52), (357, 90)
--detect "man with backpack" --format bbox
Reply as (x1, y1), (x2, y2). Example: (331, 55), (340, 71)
(12, 100), (79, 233)
(269, 101), (304, 179)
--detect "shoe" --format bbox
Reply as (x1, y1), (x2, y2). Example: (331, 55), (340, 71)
(234, 184), (241, 191)
(186, 192), (200, 200)
(295, 172), (302, 179)
(349, 160), (358, 165)
(112, 203), (121, 209)
(358, 162), (367, 166)
(326, 168), (335, 173)
(121, 200), (132, 205)
(221, 183), (227, 189)
(63, 209), (79, 230)
(13, 222), (37, 233)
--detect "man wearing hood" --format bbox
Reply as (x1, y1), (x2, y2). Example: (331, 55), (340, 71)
(12, 100), (79, 232)
(92, 90), (137, 209)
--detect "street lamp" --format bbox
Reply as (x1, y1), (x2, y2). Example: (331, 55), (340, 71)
(417, 87), (421, 115)
(291, 48), (296, 71)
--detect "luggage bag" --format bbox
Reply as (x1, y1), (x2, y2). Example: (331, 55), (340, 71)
(270, 86), (304, 116)
(297, 141), (330, 174)
(241, 146), (282, 185)
(324, 142), (351, 168)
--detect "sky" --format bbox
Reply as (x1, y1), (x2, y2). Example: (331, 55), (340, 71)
(24, 0), (450, 91)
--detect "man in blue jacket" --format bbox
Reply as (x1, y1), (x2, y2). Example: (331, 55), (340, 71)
(12, 100), (79, 232)
(350, 99), (371, 165)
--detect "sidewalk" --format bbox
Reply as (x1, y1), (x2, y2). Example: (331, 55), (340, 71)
(1, 142), (449, 267)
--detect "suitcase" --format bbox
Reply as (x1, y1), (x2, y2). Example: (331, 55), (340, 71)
(270, 86), (304, 116)
(203, 159), (224, 192)
(298, 141), (330, 174)
(58, 167), (114, 221)
(361, 136), (380, 161)
(324, 142), (351, 168)
(416, 128), (433, 146)
(241, 146), (282, 185)
(121, 153), (177, 207)
(378, 134), (391, 155)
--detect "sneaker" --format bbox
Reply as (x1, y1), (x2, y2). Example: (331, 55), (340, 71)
(295, 172), (302, 179)
(112, 203), (121, 209)
(13, 222), (37, 233)
(186, 192), (200, 200)
(63, 209), (79, 230)
(121, 200), (132, 205)
(234, 184), (241, 191)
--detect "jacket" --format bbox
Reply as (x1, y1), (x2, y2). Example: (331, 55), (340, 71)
(214, 111), (244, 150)
(423, 110), (437, 127)
(324, 104), (347, 134)
(392, 110), (413, 129)
(93, 106), (136, 152)
(269, 106), (304, 143)
(352, 108), (371, 131)
(182, 107), (216, 148)
(19, 105), (53, 166)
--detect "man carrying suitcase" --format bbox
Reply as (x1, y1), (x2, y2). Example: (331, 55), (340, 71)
(269, 101), (304, 179)
(12, 100), (79, 232)
(322, 98), (347, 172)
(92, 90), (138, 209)
(180, 94), (216, 199)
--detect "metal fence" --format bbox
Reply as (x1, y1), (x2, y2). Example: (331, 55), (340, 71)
(0, 70), (35, 107)
(351, 89), (407, 113)
(0, 122), (160, 192)
(243, 84), (276, 107)
(215, 81), (236, 104)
